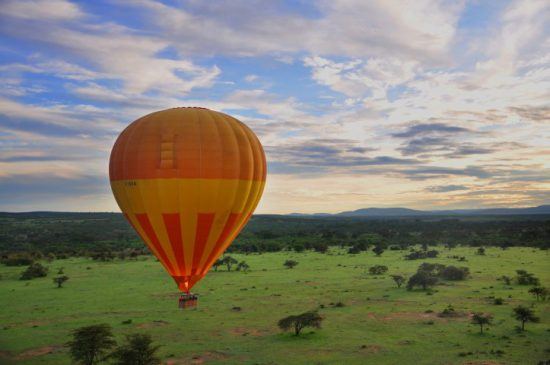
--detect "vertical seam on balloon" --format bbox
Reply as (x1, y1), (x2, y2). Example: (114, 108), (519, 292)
(192, 212), (215, 275)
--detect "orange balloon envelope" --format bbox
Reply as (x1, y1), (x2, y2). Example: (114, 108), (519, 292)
(109, 107), (266, 292)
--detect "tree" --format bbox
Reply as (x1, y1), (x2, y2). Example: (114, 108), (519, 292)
(515, 270), (539, 285)
(67, 324), (116, 365)
(110, 334), (160, 365)
(406, 270), (437, 290)
(471, 313), (492, 334)
(439, 266), (469, 281)
(372, 245), (385, 256)
(212, 259), (223, 272)
(222, 256), (238, 271)
(53, 275), (69, 288)
(277, 311), (323, 336)
(284, 260), (298, 269)
(20, 262), (48, 280)
(476, 247), (486, 255)
(528, 287), (548, 301)
(391, 274), (406, 288)
(236, 261), (250, 272)
(368, 265), (388, 275)
(512, 305), (539, 331)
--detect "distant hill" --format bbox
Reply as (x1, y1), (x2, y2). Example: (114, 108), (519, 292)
(297, 205), (550, 217)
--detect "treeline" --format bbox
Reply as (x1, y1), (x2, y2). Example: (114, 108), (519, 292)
(0, 213), (549, 257)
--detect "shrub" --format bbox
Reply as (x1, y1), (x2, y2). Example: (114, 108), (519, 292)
(368, 265), (388, 275)
(67, 324), (116, 365)
(407, 270), (437, 290)
(110, 333), (161, 365)
(515, 270), (539, 286)
(493, 298), (504, 305)
(1, 254), (34, 266)
(439, 266), (469, 281)
(20, 262), (48, 280)
(278, 310), (323, 336)
(284, 260), (298, 269)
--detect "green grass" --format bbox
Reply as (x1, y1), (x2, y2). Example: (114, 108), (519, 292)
(1, 246), (549, 364)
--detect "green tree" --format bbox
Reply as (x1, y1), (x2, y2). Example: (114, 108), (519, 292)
(278, 311), (323, 336)
(512, 305), (539, 331)
(471, 313), (492, 334)
(67, 324), (116, 365)
(372, 245), (385, 256)
(236, 261), (250, 272)
(222, 256), (238, 271)
(406, 270), (437, 290)
(53, 275), (69, 288)
(476, 247), (486, 255)
(391, 274), (406, 288)
(528, 287), (548, 301)
(20, 262), (48, 280)
(110, 334), (160, 365)
(284, 260), (298, 269)
(368, 265), (388, 275)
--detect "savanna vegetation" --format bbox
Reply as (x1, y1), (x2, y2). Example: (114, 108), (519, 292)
(0, 213), (549, 364)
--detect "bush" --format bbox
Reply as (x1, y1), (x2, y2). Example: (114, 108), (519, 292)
(368, 265), (388, 275)
(493, 298), (504, 305)
(439, 266), (469, 281)
(407, 270), (437, 290)
(516, 270), (539, 286)
(284, 260), (298, 269)
(110, 333), (161, 365)
(1, 254), (34, 266)
(405, 249), (439, 260)
(278, 310), (323, 336)
(20, 262), (48, 280)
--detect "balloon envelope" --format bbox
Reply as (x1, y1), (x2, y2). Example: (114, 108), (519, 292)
(109, 107), (266, 292)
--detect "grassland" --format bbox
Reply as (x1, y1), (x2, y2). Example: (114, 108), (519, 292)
(1, 246), (549, 364)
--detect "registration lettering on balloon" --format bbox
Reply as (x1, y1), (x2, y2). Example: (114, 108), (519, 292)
(109, 107), (266, 297)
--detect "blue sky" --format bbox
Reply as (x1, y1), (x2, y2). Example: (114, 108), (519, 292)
(0, 0), (548, 213)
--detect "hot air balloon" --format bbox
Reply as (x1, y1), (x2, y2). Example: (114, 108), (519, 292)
(109, 107), (266, 307)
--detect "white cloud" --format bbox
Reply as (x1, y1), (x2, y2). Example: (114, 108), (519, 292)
(0, 0), (83, 20)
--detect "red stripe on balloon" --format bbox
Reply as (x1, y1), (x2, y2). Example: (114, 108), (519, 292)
(201, 213), (241, 274)
(162, 213), (185, 276)
(192, 213), (215, 275)
(135, 213), (176, 273)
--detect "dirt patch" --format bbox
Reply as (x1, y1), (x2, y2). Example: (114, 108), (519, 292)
(359, 344), (383, 354)
(166, 351), (231, 365)
(229, 327), (265, 336)
(136, 320), (170, 329)
(381, 312), (438, 321)
(15, 345), (63, 360)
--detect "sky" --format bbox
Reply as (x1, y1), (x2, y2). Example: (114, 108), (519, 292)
(0, 0), (548, 214)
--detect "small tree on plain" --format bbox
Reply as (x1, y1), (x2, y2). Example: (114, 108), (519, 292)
(471, 313), (492, 334)
(284, 260), (298, 269)
(391, 274), (406, 288)
(110, 334), (161, 365)
(528, 287), (548, 301)
(476, 247), (486, 255)
(222, 256), (238, 271)
(67, 324), (116, 365)
(278, 311), (323, 336)
(512, 305), (539, 331)
(372, 245), (385, 256)
(406, 270), (437, 290)
(20, 262), (48, 280)
(236, 261), (250, 272)
(368, 265), (388, 275)
(53, 275), (69, 288)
